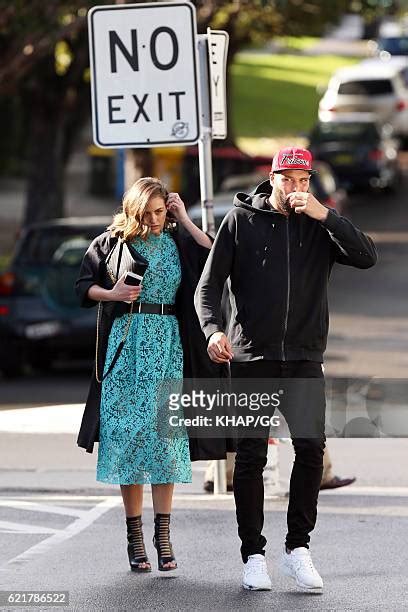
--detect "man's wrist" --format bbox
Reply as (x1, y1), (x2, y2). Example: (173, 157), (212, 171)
(316, 205), (329, 222)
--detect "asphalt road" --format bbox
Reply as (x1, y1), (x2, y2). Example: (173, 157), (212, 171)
(0, 493), (407, 611)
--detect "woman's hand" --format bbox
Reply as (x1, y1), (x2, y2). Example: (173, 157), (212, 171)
(167, 191), (213, 249)
(109, 273), (143, 302)
(166, 192), (189, 224)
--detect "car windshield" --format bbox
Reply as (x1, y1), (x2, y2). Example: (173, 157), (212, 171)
(16, 226), (106, 265)
(338, 79), (393, 95)
(379, 37), (408, 55)
(312, 122), (379, 142)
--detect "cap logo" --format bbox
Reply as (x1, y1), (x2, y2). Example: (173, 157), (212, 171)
(281, 154), (309, 167)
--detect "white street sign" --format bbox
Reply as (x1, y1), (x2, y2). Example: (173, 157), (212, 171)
(207, 29), (229, 140)
(88, 2), (200, 148)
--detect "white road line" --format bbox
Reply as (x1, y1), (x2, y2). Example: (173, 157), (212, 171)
(317, 505), (408, 517)
(320, 486), (408, 497)
(0, 496), (121, 571)
(0, 500), (86, 518)
(0, 521), (59, 535)
(0, 495), (117, 501)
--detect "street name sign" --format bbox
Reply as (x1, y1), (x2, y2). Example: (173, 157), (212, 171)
(88, 2), (200, 148)
(207, 29), (229, 139)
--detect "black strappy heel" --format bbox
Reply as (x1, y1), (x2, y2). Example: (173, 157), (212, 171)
(126, 515), (151, 573)
(153, 513), (177, 571)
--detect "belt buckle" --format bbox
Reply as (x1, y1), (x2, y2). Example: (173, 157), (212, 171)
(137, 302), (142, 314)
(161, 303), (164, 315)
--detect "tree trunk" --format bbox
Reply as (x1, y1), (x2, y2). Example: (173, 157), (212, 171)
(23, 93), (66, 226)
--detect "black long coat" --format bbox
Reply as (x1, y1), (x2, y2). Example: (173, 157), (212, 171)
(75, 224), (235, 460)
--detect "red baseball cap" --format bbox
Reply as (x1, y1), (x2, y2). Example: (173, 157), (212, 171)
(271, 147), (316, 173)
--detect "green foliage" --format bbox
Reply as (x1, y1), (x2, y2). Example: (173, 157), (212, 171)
(231, 52), (360, 138)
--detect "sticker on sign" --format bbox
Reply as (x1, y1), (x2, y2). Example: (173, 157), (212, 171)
(88, 2), (200, 148)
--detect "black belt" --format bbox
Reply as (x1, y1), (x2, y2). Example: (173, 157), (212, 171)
(131, 302), (176, 315)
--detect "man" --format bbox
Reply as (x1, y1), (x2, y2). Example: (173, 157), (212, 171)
(194, 147), (377, 592)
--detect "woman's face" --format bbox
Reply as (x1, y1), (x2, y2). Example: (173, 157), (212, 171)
(142, 196), (167, 235)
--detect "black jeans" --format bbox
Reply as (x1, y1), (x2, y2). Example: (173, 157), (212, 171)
(231, 360), (326, 563)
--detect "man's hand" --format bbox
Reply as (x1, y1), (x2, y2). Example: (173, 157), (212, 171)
(207, 332), (234, 363)
(287, 192), (328, 222)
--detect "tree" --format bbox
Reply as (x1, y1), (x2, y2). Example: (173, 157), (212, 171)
(0, 2), (94, 225)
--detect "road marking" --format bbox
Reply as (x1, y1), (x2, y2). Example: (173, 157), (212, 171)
(0, 500), (86, 517)
(0, 496), (121, 571)
(320, 486), (408, 497)
(317, 505), (408, 517)
(0, 521), (59, 534)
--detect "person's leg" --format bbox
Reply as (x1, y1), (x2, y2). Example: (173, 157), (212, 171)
(320, 445), (356, 490)
(226, 452), (236, 487)
(285, 437), (325, 550)
(120, 484), (144, 516)
(120, 484), (151, 572)
(151, 483), (174, 514)
(231, 360), (279, 563)
(321, 446), (333, 485)
(204, 460), (215, 483)
(234, 435), (269, 561)
(279, 361), (326, 551)
(151, 483), (177, 570)
(203, 454), (235, 492)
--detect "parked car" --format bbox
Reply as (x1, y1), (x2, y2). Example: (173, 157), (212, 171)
(0, 217), (110, 377)
(318, 59), (408, 138)
(308, 114), (400, 191)
(375, 35), (408, 59)
(189, 163), (347, 232)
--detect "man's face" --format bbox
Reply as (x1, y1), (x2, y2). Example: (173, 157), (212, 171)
(269, 169), (311, 214)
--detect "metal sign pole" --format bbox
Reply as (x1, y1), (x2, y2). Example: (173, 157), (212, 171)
(197, 35), (215, 237)
(197, 34), (226, 494)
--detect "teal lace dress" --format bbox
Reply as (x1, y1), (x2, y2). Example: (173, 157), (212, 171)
(96, 230), (192, 485)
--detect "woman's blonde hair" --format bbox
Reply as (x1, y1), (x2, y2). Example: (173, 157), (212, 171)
(108, 177), (171, 241)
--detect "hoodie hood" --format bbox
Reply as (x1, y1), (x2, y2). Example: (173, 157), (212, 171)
(233, 179), (306, 247)
(233, 180), (280, 215)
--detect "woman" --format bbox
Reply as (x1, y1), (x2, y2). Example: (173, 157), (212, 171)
(76, 177), (214, 574)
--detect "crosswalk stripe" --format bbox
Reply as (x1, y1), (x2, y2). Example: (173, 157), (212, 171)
(0, 496), (121, 571)
(0, 500), (86, 517)
(0, 521), (59, 535)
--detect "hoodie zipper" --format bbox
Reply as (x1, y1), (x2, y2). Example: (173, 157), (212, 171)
(281, 217), (290, 361)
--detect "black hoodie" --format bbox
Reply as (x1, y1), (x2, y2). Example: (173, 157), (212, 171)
(194, 180), (377, 363)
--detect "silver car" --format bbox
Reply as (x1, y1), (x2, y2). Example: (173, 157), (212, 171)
(318, 59), (408, 137)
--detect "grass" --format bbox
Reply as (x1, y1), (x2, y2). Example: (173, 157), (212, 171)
(274, 36), (320, 51)
(230, 52), (360, 145)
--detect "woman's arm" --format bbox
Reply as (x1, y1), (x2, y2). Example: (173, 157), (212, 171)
(166, 192), (212, 249)
(88, 275), (142, 303)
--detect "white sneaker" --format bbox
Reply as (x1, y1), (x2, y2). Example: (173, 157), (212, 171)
(280, 547), (323, 592)
(242, 554), (272, 591)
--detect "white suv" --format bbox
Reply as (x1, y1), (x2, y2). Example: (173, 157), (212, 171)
(318, 59), (408, 137)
